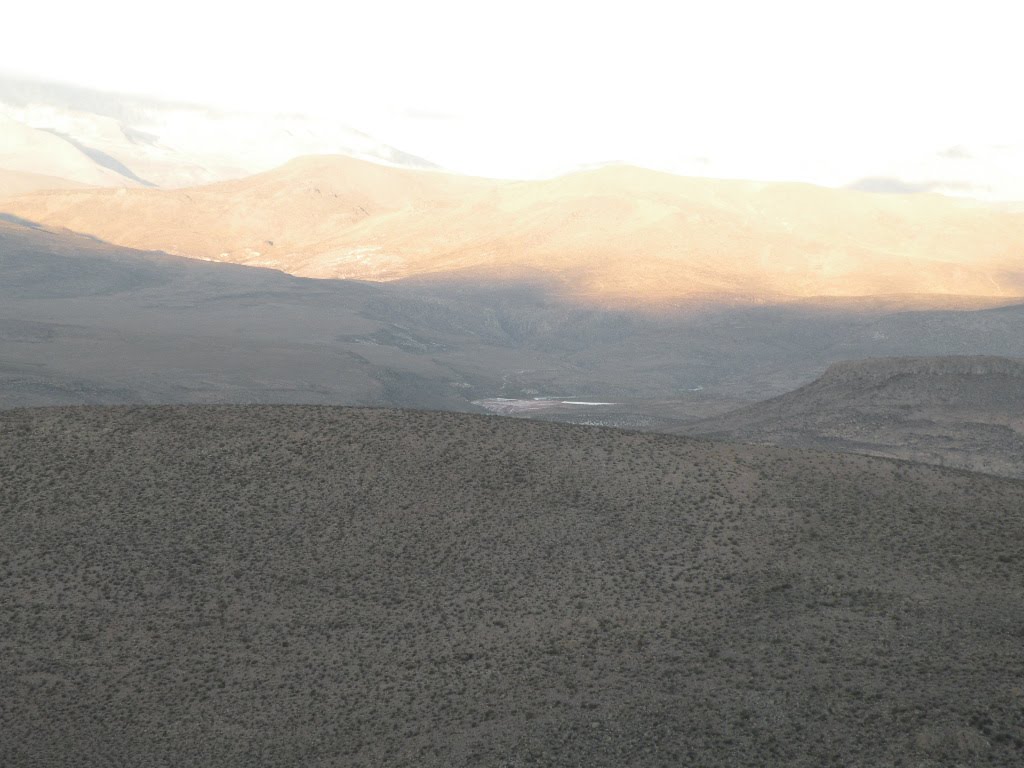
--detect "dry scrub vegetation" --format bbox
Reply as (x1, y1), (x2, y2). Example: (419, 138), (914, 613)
(1, 405), (1023, 767)
(685, 356), (1024, 479)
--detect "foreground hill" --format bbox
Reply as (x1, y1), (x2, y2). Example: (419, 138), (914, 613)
(686, 356), (1024, 478)
(4, 155), (1024, 305)
(2, 406), (1023, 766)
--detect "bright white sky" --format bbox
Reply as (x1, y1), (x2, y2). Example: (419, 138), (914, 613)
(5, 0), (1024, 195)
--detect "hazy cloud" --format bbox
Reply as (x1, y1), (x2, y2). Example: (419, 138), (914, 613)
(0, 73), (204, 122)
(938, 145), (972, 160)
(845, 177), (977, 195)
(402, 108), (457, 121)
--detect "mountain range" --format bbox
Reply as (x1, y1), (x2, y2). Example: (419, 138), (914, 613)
(4, 77), (1024, 481)
(4, 153), (1023, 306)
(5, 215), (1024, 417)
(0, 76), (436, 192)
(5, 75), (1024, 768)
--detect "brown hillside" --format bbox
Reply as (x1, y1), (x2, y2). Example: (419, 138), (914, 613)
(3, 156), (1024, 304)
(0, 169), (87, 196)
(685, 355), (1024, 478)
(2, 405), (1023, 766)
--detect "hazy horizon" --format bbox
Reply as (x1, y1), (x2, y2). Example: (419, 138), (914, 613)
(5, 0), (1024, 200)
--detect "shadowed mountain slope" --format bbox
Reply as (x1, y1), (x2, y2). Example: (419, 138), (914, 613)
(5, 218), (1024, 419)
(2, 405), (1023, 767)
(0, 217), (483, 411)
(0, 115), (142, 188)
(685, 356), (1024, 478)
(4, 156), (1024, 305)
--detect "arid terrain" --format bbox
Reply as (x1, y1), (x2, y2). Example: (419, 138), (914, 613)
(4, 216), (1024, 419)
(4, 154), (1024, 305)
(2, 406), (1023, 767)
(6, 14), (1024, 768)
(685, 356), (1024, 479)
(0, 167), (89, 197)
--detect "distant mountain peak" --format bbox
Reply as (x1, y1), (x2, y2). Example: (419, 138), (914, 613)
(0, 75), (438, 190)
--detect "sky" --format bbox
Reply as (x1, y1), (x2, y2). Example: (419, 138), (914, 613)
(5, 0), (1024, 196)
